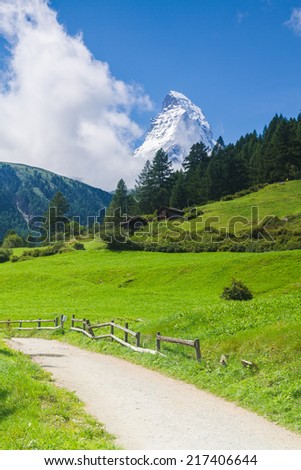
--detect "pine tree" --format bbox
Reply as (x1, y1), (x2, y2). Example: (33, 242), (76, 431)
(135, 150), (173, 213)
(46, 192), (70, 242)
(48, 191), (69, 216)
(183, 143), (210, 205)
(109, 179), (129, 215)
(135, 160), (155, 213)
(151, 149), (173, 188)
(182, 142), (209, 173)
(170, 171), (188, 208)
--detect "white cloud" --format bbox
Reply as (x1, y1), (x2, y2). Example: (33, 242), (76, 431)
(285, 8), (301, 36)
(0, 0), (151, 190)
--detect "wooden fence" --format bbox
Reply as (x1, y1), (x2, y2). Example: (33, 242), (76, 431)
(0, 314), (202, 362)
(0, 315), (66, 330)
(71, 316), (158, 355)
(156, 332), (201, 362)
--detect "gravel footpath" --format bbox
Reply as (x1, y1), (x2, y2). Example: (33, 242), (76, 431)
(7, 337), (301, 450)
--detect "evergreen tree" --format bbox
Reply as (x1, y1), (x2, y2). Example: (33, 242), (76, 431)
(109, 179), (129, 215)
(151, 149), (173, 188)
(135, 150), (173, 212)
(46, 192), (70, 242)
(183, 143), (210, 205)
(151, 149), (173, 208)
(134, 160), (155, 213)
(48, 191), (69, 216)
(170, 171), (187, 209)
(182, 142), (209, 173)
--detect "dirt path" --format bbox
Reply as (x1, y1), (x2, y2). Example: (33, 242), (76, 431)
(7, 337), (301, 450)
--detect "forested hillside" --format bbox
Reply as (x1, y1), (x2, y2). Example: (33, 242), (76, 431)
(0, 163), (112, 240)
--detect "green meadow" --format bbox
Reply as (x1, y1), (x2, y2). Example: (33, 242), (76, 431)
(1, 182), (301, 448)
(1, 243), (301, 444)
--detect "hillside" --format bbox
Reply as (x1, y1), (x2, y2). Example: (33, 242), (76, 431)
(0, 162), (112, 240)
(130, 180), (301, 252)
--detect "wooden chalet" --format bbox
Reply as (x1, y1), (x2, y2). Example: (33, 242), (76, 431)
(157, 206), (185, 221)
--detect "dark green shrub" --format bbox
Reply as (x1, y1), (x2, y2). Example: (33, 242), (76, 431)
(23, 249), (40, 257)
(0, 248), (12, 263)
(2, 233), (25, 248)
(41, 243), (64, 256)
(221, 279), (253, 301)
(10, 255), (20, 263)
(71, 241), (85, 251)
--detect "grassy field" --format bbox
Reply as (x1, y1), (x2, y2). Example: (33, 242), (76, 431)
(1, 245), (301, 319)
(0, 339), (118, 449)
(1, 242), (301, 444)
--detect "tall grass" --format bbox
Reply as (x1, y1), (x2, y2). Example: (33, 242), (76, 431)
(0, 340), (118, 449)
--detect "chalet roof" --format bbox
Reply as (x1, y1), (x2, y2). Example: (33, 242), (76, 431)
(157, 206), (185, 215)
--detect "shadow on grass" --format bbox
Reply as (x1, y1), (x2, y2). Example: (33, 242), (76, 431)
(0, 349), (14, 357)
(0, 389), (16, 422)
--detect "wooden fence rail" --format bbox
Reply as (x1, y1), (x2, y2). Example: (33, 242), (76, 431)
(156, 332), (201, 362)
(71, 316), (156, 355)
(0, 315), (66, 330)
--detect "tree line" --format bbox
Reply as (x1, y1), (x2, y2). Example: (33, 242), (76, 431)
(110, 113), (301, 215)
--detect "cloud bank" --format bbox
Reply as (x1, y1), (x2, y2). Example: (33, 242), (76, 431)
(0, 0), (151, 190)
(285, 8), (301, 36)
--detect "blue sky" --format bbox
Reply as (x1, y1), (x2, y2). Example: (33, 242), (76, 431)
(50, 0), (301, 143)
(0, 0), (300, 189)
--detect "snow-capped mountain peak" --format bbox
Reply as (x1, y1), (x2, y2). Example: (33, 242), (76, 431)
(134, 90), (215, 164)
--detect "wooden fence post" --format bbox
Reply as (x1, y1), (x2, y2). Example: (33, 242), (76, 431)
(136, 332), (141, 348)
(156, 332), (161, 351)
(124, 322), (129, 343)
(38, 318), (41, 328)
(87, 319), (95, 337)
(71, 315), (75, 328)
(194, 339), (201, 362)
(83, 318), (86, 331)
(7, 319), (10, 329)
(110, 320), (115, 341)
(55, 317), (59, 327)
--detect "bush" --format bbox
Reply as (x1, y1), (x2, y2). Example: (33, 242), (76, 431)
(10, 255), (20, 263)
(21, 243), (65, 259)
(221, 279), (253, 301)
(71, 241), (85, 251)
(2, 233), (25, 248)
(0, 248), (12, 263)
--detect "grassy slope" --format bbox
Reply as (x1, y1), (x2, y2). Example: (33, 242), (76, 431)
(1, 245), (301, 437)
(1, 247), (301, 319)
(0, 339), (118, 450)
(133, 180), (301, 244)
(196, 180), (301, 228)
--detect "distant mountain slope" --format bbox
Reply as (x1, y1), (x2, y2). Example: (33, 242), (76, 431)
(134, 90), (215, 164)
(0, 162), (112, 240)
